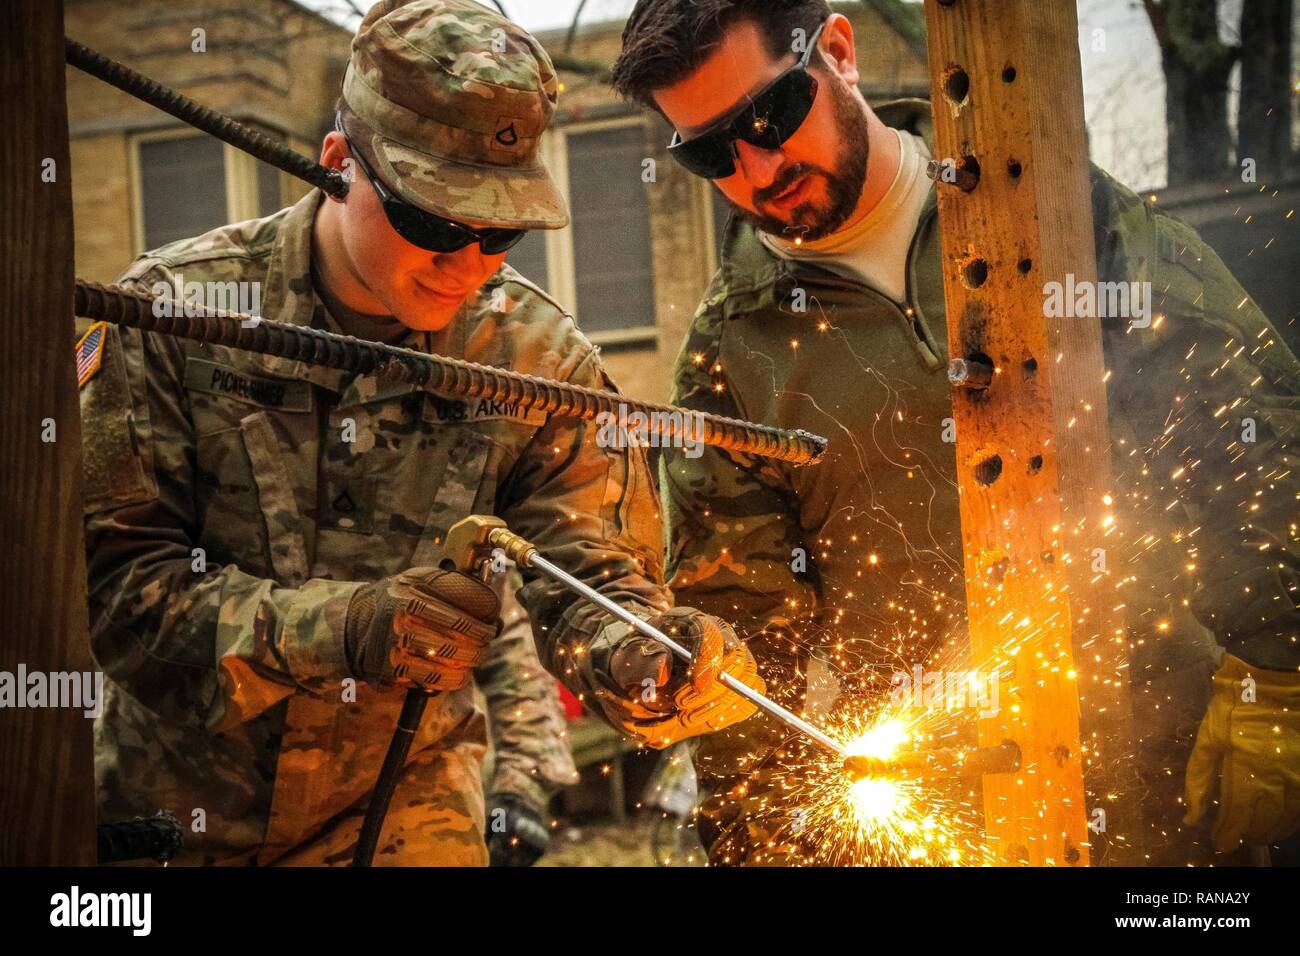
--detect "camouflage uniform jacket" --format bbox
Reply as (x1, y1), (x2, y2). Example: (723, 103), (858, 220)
(82, 190), (666, 865)
(663, 99), (1299, 784)
(478, 567), (579, 809)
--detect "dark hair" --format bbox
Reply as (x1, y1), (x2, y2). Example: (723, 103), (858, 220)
(611, 0), (832, 106)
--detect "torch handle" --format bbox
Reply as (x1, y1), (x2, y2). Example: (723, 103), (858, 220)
(504, 535), (846, 758)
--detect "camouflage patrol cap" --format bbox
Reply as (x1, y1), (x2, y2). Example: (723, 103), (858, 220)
(343, 0), (569, 229)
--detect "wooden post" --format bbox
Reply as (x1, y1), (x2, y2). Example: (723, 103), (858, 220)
(922, 0), (1140, 865)
(0, 0), (96, 865)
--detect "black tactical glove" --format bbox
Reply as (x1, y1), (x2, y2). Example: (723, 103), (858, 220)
(484, 792), (551, 867)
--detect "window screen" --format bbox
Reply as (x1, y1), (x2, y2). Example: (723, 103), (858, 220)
(257, 162), (282, 216)
(566, 125), (656, 336)
(505, 230), (550, 293)
(139, 135), (227, 249)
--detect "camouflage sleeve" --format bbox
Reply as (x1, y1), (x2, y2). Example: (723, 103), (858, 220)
(501, 344), (674, 732)
(658, 295), (822, 777)
(80, 272), (363, 733)
(659, 293), (819, 637)
(478, 566), (578, 809)
(1099, 183), (1299, 670)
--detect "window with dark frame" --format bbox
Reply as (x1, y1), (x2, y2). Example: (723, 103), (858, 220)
(566, 124), (657, 338)
(138, 135), (227, 250)
(504, 229), (550, 292)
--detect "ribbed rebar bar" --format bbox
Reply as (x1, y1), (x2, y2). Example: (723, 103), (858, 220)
(65, 38), (348, 198)
(75, 281), (827, 465)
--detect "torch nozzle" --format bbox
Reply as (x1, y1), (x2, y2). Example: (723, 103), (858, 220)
(842, 755), (879, 782)
(842, 740), (1021, 782)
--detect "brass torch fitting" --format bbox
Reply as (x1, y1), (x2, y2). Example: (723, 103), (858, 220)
(487, 526), (538, 568)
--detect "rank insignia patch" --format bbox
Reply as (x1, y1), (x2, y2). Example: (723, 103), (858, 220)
(76, 321), (107, 389)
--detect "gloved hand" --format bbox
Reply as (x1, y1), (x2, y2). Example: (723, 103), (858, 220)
(344, 568), (500, 692)
(484, 792), (551, 867)
(602, 607), (764, 749)
(1183, 653), (1300, 853)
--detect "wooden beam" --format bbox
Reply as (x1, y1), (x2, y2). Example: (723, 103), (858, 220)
(0, 0), (96, 865)
(922, 0), (1140, 865)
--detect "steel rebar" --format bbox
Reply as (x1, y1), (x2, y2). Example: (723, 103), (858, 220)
(65, 38), (348, 198)
(75, 280), (827, 465)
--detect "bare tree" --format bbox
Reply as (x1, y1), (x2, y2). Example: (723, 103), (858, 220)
(1142, 0), (1240, 184)
(1237, 0), (1295, 176)
(565, 0), (592, 53)
(554, 0), (612, 83)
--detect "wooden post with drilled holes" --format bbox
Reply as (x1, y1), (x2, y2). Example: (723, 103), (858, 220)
(922, 0), (1141, 865)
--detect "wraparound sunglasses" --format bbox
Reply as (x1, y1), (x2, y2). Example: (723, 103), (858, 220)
(340, 124), (528, 255)
(667, 19), (826, 180)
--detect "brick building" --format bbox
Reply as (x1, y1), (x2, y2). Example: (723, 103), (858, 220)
(66, 0), (349, 284)
(64, 0), (928, 403)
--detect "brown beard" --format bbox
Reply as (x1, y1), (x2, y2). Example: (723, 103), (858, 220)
(734, 73), (870, 242)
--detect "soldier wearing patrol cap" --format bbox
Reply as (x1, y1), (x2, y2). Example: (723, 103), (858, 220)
(79, 0), (763, 866)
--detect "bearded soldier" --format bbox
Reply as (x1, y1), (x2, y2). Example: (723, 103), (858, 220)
(613, 0), (1299, 865)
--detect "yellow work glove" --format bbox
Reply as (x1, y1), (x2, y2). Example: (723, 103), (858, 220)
(603, 608), (765, 749)
(1183, 653), (1300, 853)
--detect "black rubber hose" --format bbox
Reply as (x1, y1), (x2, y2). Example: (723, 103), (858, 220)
(351, 689), (429, 867)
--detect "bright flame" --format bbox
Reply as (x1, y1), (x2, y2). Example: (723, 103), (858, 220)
(841, 718), (912, 826)
(772, 705), (989, 866)
(848, 776), (907, 824)
(844, 717), (909, 761)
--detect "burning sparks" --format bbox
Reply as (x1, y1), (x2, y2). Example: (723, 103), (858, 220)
(847, 776), (906, 826)
(678, 185), (1293, 868)
(748, 705), (991, 866)
(846, 715), (911, 762)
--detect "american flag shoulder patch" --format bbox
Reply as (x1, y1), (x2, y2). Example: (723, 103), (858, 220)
(76, 321), (108, 389)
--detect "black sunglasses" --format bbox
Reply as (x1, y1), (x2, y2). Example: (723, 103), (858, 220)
(340, 129), (528, 255)
(667, 20), (826, 180)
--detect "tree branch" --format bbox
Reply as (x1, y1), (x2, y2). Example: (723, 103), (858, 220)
(565, 0), (592, 53)
(1141, 0), (1172, 50)
(550, 52), (610, 82)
